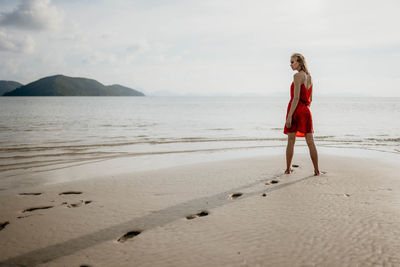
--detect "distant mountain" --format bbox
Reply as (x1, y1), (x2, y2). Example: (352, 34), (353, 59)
(0, 81), (23, 96)
(3, 75), (145, 96)
(106, 84), (145, 96)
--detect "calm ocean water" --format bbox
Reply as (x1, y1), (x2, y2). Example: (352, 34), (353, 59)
(0, 96), (399, 185)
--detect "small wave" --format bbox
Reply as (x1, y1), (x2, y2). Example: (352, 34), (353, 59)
(0, 126), (12, 131)
(0, 151), (120, 161)
(47, 140), (83, 144)
(315, 135), (335, 139)
(318, 139), (363, 143)
(181, 137), (209, 140)
(3, 136), (397, 156)
(147, 137), (288, 144)
(137, 123), (157, 127)
(208, 128), (234, 131)
(101, 124), (130, 128)
(366, 137), (400, 142)
(0, 137), (292, 153)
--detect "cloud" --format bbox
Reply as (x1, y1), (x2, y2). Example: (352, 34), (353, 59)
(127, 40), (150, 54)
(124, 40), (150, 64)
(0, 0), (63, 31)
(0, 30), (35, 53)
(81, 50), (117, 65)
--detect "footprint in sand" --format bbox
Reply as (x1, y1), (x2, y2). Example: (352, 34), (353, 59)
(59, 191), (82, 195)
(65, 200), (92, 208)
(23, 205), (54, 213)
(117, 230), (142, 243)
(0, 221), (9, 231)
(229, 192), (243, 199)
(17, 214), (43, 219)
(19, 192), (42, 196)
(186, 211), (209, 220)
(265, 180), (279, 185)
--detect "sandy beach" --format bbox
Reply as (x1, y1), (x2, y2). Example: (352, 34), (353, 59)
(1, 153), (399, 266)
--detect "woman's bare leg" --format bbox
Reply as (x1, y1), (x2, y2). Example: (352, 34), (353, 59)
(285, 133), (296, 173)
(305, 133), (320, 175)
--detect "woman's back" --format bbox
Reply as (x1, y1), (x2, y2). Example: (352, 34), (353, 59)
(300, 71), (312, 90)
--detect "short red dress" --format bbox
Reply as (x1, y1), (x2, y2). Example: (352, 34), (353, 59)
(283, 82), (314, 137)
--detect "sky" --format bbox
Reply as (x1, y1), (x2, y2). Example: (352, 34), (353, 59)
(0, 0), (399, 97)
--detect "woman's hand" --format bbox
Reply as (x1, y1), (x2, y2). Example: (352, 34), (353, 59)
(286, 116), (292, 128)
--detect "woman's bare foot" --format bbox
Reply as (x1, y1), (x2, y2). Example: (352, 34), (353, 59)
(285, 168), (293, 174)
(314, 170), (325, 176)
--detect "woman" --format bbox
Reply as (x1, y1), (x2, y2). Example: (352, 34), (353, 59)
(284, 53), (321, 175)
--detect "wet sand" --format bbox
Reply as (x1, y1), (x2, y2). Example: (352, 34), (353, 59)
(0, 154), (399, 266)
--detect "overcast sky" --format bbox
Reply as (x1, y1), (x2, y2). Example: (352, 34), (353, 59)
(0, 0), (399, 96)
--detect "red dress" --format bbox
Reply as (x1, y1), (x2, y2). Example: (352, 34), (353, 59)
(283, 82), (313, 137)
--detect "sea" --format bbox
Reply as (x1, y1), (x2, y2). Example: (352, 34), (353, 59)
(1, 96), (399, 189)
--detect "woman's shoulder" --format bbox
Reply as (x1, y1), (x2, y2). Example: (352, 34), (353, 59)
(293, 72), (303, 80)
(293, 72), (305, 83)
(294, 71), (312, 83)
(294, 71), (309, 78)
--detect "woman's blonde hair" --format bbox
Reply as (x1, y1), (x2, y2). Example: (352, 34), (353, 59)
(291, 53), (310, 75)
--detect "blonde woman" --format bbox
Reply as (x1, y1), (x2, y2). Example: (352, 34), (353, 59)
(284, 53), (321, 175)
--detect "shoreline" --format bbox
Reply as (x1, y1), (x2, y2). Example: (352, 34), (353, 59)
(1, 145), (399, 193)
(0, 153), (399, 266)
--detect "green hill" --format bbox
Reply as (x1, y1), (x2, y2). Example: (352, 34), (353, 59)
(106, 84), (145, 96)
(0, 81), (23, 96)
(3, 75), (145, 96)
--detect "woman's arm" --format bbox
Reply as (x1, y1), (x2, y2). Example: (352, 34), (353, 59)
(286, 73), (302, 128)
(310, 77), (313, 105)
